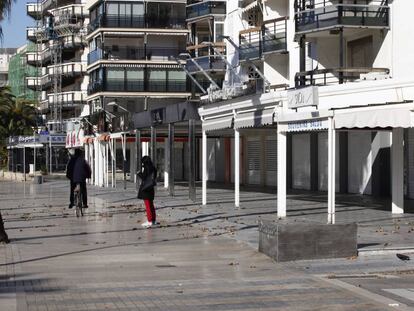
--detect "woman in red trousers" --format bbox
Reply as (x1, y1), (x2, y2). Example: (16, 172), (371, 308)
(137, 156), (157, 228)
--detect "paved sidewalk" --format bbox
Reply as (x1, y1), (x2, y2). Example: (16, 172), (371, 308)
(0, 180), (414, 310)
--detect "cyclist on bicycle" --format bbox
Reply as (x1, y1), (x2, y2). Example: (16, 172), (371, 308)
(66, 148), (92, 209)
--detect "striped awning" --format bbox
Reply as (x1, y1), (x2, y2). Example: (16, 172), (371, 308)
(203, 115), (233, 132)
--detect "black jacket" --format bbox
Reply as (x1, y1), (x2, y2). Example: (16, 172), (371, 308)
(137, 165), (157, 200)
(66, 156), (92, 183)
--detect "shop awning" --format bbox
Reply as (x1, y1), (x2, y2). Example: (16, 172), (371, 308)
(203, 115), (233, 132)
(334, 103), (414, 129)
(234, 107), (275, 129)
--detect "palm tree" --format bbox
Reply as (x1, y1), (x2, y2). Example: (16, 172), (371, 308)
(0, 0), (17, 244)
(0, 0), (15, 38)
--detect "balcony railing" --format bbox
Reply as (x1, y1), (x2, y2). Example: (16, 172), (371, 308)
(26, 75), (52, 90)
(186, 1), (226, 20)
(294, 0), (389, 34)
(88, 15), (186, 33)
(239, 17), (288, 61)
(87, 46), (185, 65)
(26, 3), (41, 18)
(88, 79), (188, 94)
(26, 27), (50, 42)
(47, 62), (86, 77)
(186, 55), (226, 73)
(48, 91), (86, 106)
(294, 67), (390, 86)
(26, 48), (52, 66)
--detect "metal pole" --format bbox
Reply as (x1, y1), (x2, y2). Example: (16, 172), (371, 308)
(33, 133), (36, 177)
(202, 130), (207, 205)
(150, 126), (156, 167)
(123, 133), (127, 190)
(136, 130), (141, 192)
(23, 147), (26, 181)
(188, 119), (196, 202)
(168, 123), (175, 196)
(49, 137), (52, 174)
(277, 126), (287, 218)
(234, 129), (240, 207)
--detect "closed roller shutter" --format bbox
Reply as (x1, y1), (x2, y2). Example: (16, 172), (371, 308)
(407, 129), (414, 198)
(247, 137), (261, 185)
(292, 134), (311, 190)
(265, 136), (277, 186)
(348, 131), (372, 195)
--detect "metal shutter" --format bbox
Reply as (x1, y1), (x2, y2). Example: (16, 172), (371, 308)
(247, 137), (261, 185)
(407, 129), (414, 198)
(265, 136), (277, 186)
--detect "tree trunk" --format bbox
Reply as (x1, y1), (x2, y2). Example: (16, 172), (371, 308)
(0, 211), (9, 243)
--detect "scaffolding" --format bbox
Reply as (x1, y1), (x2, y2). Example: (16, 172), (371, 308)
(8, 44), (39, 100)
(31, 0), (86, 133)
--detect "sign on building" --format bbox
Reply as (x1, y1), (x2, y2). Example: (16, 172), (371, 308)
(287, 86), (319, 109)
(65, 128), (85, 148)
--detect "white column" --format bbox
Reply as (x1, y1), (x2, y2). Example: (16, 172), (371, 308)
(327, 117), (336, 224)
(277, 125), (287, 218)
(234, 128), (240, 207)
(105, 143), (109, 187)
(164, 141), (169, 188)
(202, 130), (207, 205)
(113, 139), (117, 188)
(391, 128), (404, 214)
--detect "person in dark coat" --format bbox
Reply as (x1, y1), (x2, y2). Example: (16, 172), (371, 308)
(66, 149), (92, 209)
(137, 156), (157, 228)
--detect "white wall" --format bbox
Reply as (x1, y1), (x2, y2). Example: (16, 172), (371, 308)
(348, 131), (372, 195)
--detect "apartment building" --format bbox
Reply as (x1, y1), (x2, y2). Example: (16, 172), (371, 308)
(26, 0), (89, 133)
(0, 48), (18, 86)
(84, 0), (193, 187)
(199, 0), (414, 220)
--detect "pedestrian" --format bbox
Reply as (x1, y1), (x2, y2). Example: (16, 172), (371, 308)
(137, 156), (157, 228)
(66, 148), (92, 209)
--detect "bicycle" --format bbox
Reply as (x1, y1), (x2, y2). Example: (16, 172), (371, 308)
(73, 184), (84, 217)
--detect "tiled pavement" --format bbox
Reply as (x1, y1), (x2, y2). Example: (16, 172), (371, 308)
(0, 180), (414, 310)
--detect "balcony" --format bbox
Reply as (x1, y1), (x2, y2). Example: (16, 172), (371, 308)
(239, 17), (288, 61)
(294, 67), (390, 86)
(88, 78), (188, 95)
(294, 0), (389, 34)
(47, 62), (86, 78)
(26, 48), (52, 66)
(60, 35), (85, 50)
(87, 46), (185, 65)
(52, 5), (85, 32)
(186, 1), (226, 20)
(26, 2), (41, 19)
(88, 15), (186, 33)
(26, 27), (50, 43)
(48, 91), (86, 108)
(26, 75), (52, 90)
(186, 55), (226, 73)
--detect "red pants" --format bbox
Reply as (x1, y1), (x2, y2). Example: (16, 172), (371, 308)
(144, 199), (156, 222)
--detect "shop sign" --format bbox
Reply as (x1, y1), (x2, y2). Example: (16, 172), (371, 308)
(287, 86), (319, 109)
(65, 129), (84, 148)
(287, 118), (328, 132)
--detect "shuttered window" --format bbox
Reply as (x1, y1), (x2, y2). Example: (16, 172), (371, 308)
(247, 138), (261, 185)
(265, 136), (277, 186)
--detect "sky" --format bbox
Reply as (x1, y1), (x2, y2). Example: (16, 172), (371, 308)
(0, 0), (34, 48)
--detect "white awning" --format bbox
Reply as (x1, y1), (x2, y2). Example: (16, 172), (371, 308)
(234, 107), (275, 129)
(334, 104), (414, 129)
(203, 115), (233, 132)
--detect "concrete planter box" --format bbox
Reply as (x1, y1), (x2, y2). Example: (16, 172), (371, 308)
(258, 220), (357, 262)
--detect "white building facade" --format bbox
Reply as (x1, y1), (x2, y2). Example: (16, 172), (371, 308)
(199, 0), (414, 221)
